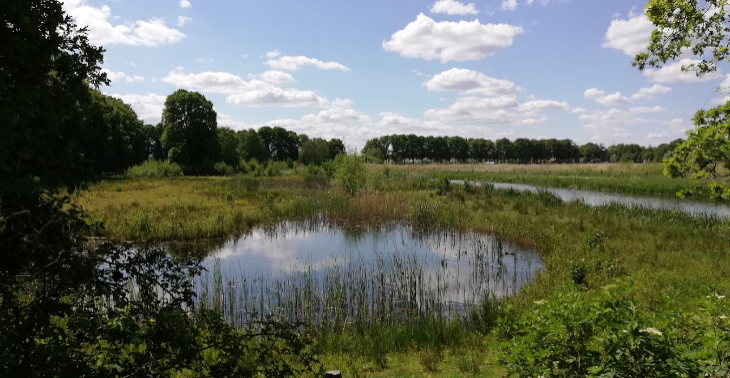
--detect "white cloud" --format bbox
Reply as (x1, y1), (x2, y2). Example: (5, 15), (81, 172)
(108, 93), (166, 124)
(161, 69), (328, 107)
(266, 50), (282, 59)
(62, 0), (185, 47)
(102, 69), (145, 83)
(603, 13), (654, 56)
(424, 68), (520, 96)
(382, 14), (523, 62)
(584, 88), (631, 106)
(301, 99), (372, 124)
(179, 0), (191, 8)
(424, 96), (567, 125)
(258, 70), (296, 84)
(501, 0), (518, 11)
(570, 107), (587, 114)
(430, 0), (479, 15)
(643, 58), (724, 83)
(177, 16), (192, 27)
(580, 108), (660, 141)
(517, 100), (569, 112)
(631, 84), (672, 100)
(265, 55), (350, 71)
(217, 113), (250, 131)
(630, 106), (665, 113)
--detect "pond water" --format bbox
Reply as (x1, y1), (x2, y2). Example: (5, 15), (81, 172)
(451, 180), (730, 218)
(197, 221), (542, 327)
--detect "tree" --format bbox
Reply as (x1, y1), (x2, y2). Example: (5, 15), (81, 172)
(145, 123), (168, 161)
(218, 127), (240, 168)
(1, 2), (322, 376)
(80, 89), (148, 173)
(299, 138), (331, 165)
(161, 89), (220, 173)
(327, 138), (346, 160)
(636, 0), (730, 197)
(238, 129), (268, 163)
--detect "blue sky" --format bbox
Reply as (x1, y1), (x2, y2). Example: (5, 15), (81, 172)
(62, 0), (730, 149)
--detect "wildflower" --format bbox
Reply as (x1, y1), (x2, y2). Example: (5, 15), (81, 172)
(715, 294), (726, 300)
(534, 300), (546, 305)
(640, 327), (662, 336)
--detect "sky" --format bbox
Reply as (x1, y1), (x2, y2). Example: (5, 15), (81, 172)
(61, 0), (730, 150)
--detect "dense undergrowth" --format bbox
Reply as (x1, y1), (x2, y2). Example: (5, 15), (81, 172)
(76, 164), (730, 377)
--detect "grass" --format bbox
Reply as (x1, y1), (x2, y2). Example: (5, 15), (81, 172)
(390, 162), (726, 200)
(76, 166), (730, 376)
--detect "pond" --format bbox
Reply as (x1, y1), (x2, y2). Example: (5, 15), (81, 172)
(451, 180), (730, 218)
(196, 221), (542, 328)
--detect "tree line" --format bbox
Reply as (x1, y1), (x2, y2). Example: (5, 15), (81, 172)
(361, 135), (684, 165)
(80, 89), (346, 175)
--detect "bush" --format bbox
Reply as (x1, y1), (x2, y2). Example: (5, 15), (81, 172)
(499, 286), (695, 377)
(214, 161), (235, 176)
(126, 159), (183, 178)
(335, 154), (366, 196)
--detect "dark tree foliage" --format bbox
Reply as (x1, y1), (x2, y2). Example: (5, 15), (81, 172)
(80, 89), (149, 174)
(161, 89), (221, 174)
(361, 134), (679, 164)
(299, 138), (332, 166)
(237, 129), (269, 163)
(1, 1), (321, 376)
(217, 127), (240, 168)
(145, 123), (168, 161)
(328, 138), (346, 160)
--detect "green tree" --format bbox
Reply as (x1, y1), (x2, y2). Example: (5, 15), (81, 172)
(161, 89), (220, 173)
(145, 123), (168, 161)
(80, 89), (148, 173)
(328, 138), (346, 160)
(636, 0), (730, 197)
(299, 138), (331, 165)
(217, 127), (240, 168)
(335, 154), (367, 196)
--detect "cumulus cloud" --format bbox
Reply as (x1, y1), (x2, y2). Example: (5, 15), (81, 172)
(161, 68), (328, 107)
(579, 108), (659, 141)
(108, 93), (166, 124)
(177, 16), (192, 27)
(61, 0), (185, 47)
(382, 14), (523, 62)
(603, 13), (654, 56)
(501, 0), (518, 11)
(217, 113), (250, 131)
(430, 0), (479, 15)
(584, 88), (631, 106)
(265, 55), (350, 71)
(179, 0), (191, 8)
(424, 68), (520, 96)
(643, 59), (724, 83)
(630, 106), (665, 113)
(424, 95), (567, 125)
(258, 70), (296, 84)
(102, 69), (145, 83)
(631, 84), (672, 100)
(266, 50), (282, 59)
(571, 108), (587, 114)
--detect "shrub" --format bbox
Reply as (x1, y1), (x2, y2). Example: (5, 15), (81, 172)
(499, 286), (695, 377)
(214, 161), (235, 176)
(335, 154), (366, 196)
(126, 159), (183, 178)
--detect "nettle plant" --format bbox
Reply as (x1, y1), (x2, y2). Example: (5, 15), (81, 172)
(498, 286), (695, 378)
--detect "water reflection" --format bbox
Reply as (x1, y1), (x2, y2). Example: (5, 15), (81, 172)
(451, 180), (730, 218)
(196, 222), (542, 327)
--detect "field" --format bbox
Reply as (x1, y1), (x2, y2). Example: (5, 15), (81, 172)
(76, 163), (730, 377)
(390, 162), (725, 199)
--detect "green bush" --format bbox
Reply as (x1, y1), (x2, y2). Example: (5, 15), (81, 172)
(126, 159), (184, 178)
(335, 154), (366, 196)
(214, 161), (235, 176)
(499, 286), (695, 377)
